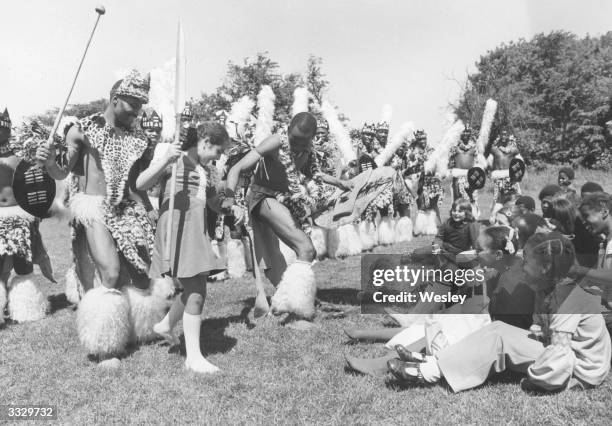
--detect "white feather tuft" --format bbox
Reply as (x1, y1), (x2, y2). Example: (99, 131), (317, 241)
(270, 261), (316, 320)
(7, 274), (49, 322)
(291, 87), (310, 116)
(425, 120), (464, 177)
(226, 96), (256, 141)
(476, 98), (497, 165)
(254, 85), (276, 146)
(375, 122), (415, 167)
(149, 59), (177, 141)
(321, 100), (356, 163)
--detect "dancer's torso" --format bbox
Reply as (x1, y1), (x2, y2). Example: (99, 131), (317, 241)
(0, 153), (20, 207)
(252, 138), (313, 193)
(453, 149), (475, 169)
(491, 148), (514, 170)
(74, 114), (148, 205)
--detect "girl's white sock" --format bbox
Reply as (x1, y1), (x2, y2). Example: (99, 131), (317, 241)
(183, 312), (219, 374)
(419, 356), (442, 383)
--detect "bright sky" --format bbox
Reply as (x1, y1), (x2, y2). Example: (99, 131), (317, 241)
(2, 0), (612, 140)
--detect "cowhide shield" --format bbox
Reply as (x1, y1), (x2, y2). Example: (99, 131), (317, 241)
(12, 161), (56, 218)
(358, 153), (377, 173)
(509, 157), (526, 183)
(467, 166), (486, 190)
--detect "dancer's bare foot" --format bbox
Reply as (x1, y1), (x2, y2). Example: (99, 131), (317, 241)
(185, 356), (220, 375)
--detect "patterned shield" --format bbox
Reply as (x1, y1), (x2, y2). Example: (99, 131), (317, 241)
(509, 157), (526, 183)
(358, 153), (377, 173)
(467, 166), (486, 190)
(12, 161), (56, 218)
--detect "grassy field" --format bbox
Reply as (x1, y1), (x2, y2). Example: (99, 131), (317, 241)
(1, 166), (611, 425)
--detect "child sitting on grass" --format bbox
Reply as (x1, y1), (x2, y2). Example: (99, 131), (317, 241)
(512, 195), (536, 218)
(387, 232), (611, 393)
(411, 198), (479, 267)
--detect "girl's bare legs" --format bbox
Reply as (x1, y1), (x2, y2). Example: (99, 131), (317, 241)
(344, 327), (404, 342)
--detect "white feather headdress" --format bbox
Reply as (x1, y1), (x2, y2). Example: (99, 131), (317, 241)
(321, 99), (356, 164)
(254, 85), (275, 146)
(375, 122), (415, 168)
(476, 98), (497, 168)
(226, 96), (256, 141)
(291, 87), (310, 117)
(424, 120), (465, 177)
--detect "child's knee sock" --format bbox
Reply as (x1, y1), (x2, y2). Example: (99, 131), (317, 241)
(183, 312), (219, 374)
(153, 297), (184, 343)
(419, 356), (442, 383)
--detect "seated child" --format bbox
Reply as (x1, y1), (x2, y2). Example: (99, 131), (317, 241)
(573, 182), (605, 268)
(411, 198), (479, 267)
(387, 232), (611, 393)
(547, 196), (576, 238)
(538, 184), (563, 218)
(512, 195), (536, 218)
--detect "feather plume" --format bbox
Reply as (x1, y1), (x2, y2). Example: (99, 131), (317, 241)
(476, 98), (497, 165)
(291, 87), (310, 117)
(424, 120), (464, 177)
(321, 100), (356, 163)
(254, 86), (276, 146)
(375, 121), (415, 167)
(226, 96), (256, 141)
(380, 104), (393, 125)
(149, 59), (178, 141)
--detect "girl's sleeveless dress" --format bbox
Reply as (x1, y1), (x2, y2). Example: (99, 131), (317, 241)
(149, 154), (225, 279)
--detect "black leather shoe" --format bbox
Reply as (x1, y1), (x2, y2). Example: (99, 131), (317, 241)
(394, 345), (427, 363)
(387, 359), (427, 384)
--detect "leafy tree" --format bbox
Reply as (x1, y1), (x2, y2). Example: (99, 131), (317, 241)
(455, 31), (612, 169)
(191, 52), (339, 127)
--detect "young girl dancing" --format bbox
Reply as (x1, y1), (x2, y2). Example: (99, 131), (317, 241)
(136, 122), (239, 374)
(388, 232), (611, 392)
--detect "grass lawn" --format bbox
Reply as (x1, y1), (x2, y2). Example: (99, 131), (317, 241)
(1, 166), (611, 425)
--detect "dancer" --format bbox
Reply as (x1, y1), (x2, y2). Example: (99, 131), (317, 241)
(223, 112), (350, 326)
(139, 121), (235, 374)
(488, 131), (525, 221)
(36, 71), (169, 366)
(448, 126), (483, 217)
(0, 109), (54, 324)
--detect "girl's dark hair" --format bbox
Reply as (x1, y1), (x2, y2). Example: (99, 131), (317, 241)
(483, 226), (518, 254)
(580, 192), (612, 213)
(524, 232), (575, 280)
(181, 121), (229, 150)
(548, 196), (576, 235)
(451, 198), (474, 222)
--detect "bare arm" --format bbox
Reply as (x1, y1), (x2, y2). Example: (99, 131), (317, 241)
(135, 144), (181, 191)
(37, 125), (82, 180)
(225, 134), (282, 196)
(321, 173), (354, 190)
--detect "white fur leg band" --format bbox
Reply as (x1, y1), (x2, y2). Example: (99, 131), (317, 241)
(394, 216), (413, 243)
(125, 285), (169, 344)
(7, 274), (49, 322)
(77, 287), (131, 357)
(271, 261), (316, 320)
(69, 193), (106, 226)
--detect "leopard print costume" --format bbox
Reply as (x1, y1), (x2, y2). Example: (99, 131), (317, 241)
(80, 114), (148, 206)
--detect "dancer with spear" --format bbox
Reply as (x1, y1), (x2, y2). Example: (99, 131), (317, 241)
(36, 6), (168, 367)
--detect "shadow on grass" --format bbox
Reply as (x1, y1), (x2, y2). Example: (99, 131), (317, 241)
(316, 288), (361, 305)
(169, 314), (244, 357)
(48, 293), (73, 314)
